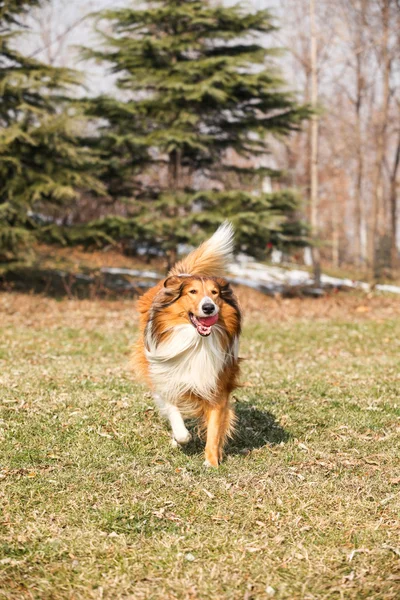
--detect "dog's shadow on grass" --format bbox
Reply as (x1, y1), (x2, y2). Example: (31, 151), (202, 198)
(227, 404), (290, 455)
(182, 403), (289, 458)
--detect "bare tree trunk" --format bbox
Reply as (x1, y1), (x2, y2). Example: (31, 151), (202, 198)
(353, 0), (368, 270)
(331, 169), (341, 269)
(166, 149), (182, 270)
(332, 204), (340, 269)
(368, 0), (390, 278)
(309, 0), (321, 286)
(168, 149), (181, 191)
(354, 88), (364, 269)
(389, 130), (400, 271)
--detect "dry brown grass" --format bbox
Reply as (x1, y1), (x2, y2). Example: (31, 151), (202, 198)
(1, 290), (399, 599)
(237, 286), (400, 322)
(1, 287), (399, 332)
(33, 243), (166, 272)
(0, 293), (138, 331)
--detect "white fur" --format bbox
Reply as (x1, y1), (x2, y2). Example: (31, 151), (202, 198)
(232, 335), (239, 361)
(145, 318), (155, 351)
(206, 221), (235, 262)
(198, 296), (218, 316)
(171, 221), (234, 277)
(153, 393), (191, 444)
(146, 324), (227, 404)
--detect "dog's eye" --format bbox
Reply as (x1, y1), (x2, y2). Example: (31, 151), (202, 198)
(211, 290), (218, 295)
(189, 289), (197, 295)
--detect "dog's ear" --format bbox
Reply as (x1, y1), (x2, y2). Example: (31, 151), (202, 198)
(216, 276), (240, 306)
(164, 276), (182, 289)
(216, 277), (232, 297)
(161, 275), (184, 302)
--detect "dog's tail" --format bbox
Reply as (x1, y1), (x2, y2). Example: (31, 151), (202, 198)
(169, 222), (234, 277)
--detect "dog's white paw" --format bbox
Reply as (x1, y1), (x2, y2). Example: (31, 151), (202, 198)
(172, 431), (192, 446)
(203, 459), (218, 468)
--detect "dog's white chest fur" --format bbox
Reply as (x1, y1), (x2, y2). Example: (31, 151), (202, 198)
(145, 324), (228, 403)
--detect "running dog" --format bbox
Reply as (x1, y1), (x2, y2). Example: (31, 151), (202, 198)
(134, 223), (241, 467)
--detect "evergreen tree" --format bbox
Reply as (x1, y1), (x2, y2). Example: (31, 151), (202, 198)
(0, 0), (104, 261)
(83, 0), (309, 261)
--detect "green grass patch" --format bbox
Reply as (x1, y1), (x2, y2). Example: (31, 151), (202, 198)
(1, 299), (399, 599)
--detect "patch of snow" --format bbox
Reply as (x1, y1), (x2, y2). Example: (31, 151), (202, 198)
(101, 262), (400, 296)
(375, 284), (400, 294)
(100, 267), (160, 279)
(228, 261), (400, 295)
(303, 247), (313, 266)
(271, 249), (283, 264)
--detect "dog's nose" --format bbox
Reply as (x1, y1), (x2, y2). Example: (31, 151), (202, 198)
(202, 303), (215, 315)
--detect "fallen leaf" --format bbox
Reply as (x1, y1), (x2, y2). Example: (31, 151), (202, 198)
(348, 548), (370, 562)
(265, 586), (276, 596)
(298, 443), (309, 452)
(355, 305), (370, 313)
(382, 544), (400, 557)
(185, 553), (195, 562)
(202, 488), (214, 499)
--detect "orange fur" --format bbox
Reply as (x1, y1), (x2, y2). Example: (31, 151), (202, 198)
(132, 226), (241, 467)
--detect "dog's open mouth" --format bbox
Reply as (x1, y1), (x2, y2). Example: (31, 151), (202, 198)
(189, 313), (218, 336)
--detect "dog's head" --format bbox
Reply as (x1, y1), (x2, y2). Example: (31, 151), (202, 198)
(154, 275), (240, 338)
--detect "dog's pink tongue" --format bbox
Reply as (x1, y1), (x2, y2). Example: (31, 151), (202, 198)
(197, 314), (218, 327)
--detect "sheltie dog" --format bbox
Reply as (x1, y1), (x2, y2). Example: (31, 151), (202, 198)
(133, 223), (241, 467)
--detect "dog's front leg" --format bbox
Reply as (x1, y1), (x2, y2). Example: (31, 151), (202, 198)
(204, 394), (234, 467)
(153, 394), (191, 446)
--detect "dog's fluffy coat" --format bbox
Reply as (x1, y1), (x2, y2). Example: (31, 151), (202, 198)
(133, 223), (241, 466)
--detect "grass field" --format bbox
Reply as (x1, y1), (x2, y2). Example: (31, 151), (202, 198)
(1, 291), (399, 599)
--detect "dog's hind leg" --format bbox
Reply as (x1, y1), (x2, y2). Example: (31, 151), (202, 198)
(153, 394), (192, 446)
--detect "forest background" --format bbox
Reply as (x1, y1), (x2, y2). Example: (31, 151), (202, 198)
(1, 0), (399, 281)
